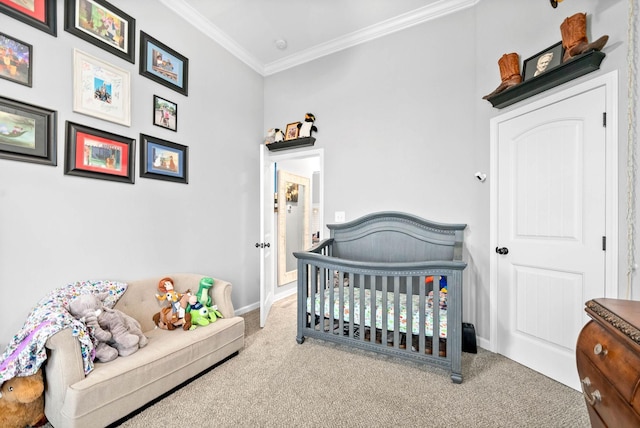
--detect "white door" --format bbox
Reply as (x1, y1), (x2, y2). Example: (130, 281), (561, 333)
(496, 86), (606, 390)
(259, 145), (275, 327)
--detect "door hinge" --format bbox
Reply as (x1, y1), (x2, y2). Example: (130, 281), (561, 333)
(602, 236), (606, 251)
(602, 112), (607, 127)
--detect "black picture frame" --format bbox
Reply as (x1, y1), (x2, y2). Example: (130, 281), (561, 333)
(0, 32), (33, 87)
(522, 41), (564, 81)
(0, 0), (57, 36)
(64, 121), (135, 184)
(153, 95), (177, 132)
(140, 133), (188, 183)
(139, 31), (189, 96)
(64, 0), (136, 63)
(0, 96), (56, 166)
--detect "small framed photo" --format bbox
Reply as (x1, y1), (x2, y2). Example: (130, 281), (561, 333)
(140, 133), (188, 183)
(64, 121), (135, 183)
(73, 49), (131, 126)
(522, 41), (564, 81)
(64, 0), (136, 63)
(139, 31), (189, 96)
(0, 0), (57, 36)
(285, 122), (300, 141)
(0, 96), (56, 166)
(153, 95), (177, 132)
(0, 32), (32, 87)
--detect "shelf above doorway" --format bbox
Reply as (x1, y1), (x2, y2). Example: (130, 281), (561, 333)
(485, 51), (606, 109)
(266, 137), (316, 152)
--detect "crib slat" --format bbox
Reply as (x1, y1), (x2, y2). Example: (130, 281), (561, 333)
(348, 272), (355, 339)
(419, 275), (426, 354)
(359, 274), (365, 341)
(406, 278), (413, 352)
(433, 275), (440, 357)
(369, 275), (376, 343)
(381, 276), (388, 347)
(338, 271), (345, 335)
(393, 276), (400, 349)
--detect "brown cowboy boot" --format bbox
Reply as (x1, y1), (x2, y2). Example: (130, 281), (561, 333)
(560, 12), (609, 62)
(482, 53), (522, 100)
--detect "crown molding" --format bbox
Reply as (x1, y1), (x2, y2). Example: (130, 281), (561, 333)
(160, 0), (478, 77)
(157, 0), (265, 75)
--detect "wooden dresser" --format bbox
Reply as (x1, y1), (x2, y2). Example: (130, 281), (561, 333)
(576, 298), (640, 427)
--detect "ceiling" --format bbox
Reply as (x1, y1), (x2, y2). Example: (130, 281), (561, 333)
(158, 0), (478, 76)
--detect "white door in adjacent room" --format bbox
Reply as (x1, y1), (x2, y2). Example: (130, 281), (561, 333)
(494, 82), (613, 391)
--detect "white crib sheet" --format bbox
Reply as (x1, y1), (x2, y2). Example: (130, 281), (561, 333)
(308, 287), (447, 338)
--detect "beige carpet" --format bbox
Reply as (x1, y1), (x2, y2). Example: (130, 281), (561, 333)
(46, 294), (591, 427)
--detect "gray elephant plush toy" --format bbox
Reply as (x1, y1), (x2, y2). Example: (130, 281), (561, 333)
(69, 293), (148, 362)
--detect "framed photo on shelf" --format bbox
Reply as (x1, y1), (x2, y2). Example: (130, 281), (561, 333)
(139, 31), (189, 96)
(140, 133), (188, 183)
(64, 0), (136, 63)
(64, 121), (135, 183)
(284, 122), (300, 141)
(0, 96), (57, 166)
(153, 95), (177, 132)
(0, 32), (32, 87)
(73, 49), (131, 126)
(522, 41), (564, 81)
(0, 0), (57, 36)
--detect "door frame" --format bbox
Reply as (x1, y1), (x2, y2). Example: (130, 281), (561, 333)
(260, 147), (324, 325)
(488, 70), (618, 352)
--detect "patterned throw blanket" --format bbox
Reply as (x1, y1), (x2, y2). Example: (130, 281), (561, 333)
(0, 280), (127, 386)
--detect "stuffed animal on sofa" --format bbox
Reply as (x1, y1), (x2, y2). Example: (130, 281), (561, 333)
(0, 369), (46, 428)
(69, 293), (149, 362)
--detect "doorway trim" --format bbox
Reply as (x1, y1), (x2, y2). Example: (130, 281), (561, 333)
(488, 70), (618, 352)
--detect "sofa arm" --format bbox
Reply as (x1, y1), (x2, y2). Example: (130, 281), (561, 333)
(44, 329), (85, 419)
(211, 278), (235, 319)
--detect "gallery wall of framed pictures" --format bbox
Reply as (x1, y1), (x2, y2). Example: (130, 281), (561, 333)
(0, 0), (190, 184)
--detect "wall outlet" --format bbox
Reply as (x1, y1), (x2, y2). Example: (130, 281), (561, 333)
(334, 211), (346, 222)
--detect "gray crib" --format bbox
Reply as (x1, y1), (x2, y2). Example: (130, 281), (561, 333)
(294, 211), (467, 383)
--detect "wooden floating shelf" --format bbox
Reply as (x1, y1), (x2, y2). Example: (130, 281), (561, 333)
(266, 136), (316, 152)
(486, 51), (606, 109)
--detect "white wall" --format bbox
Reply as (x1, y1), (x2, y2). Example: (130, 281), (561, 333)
(264, 0), (630, 343)
(0, 0), (263, 345)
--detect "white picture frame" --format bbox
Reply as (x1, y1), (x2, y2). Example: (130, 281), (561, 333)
(73, 49), (131, 126)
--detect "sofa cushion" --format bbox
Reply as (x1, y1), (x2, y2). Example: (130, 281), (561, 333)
(60, 317), (244, 419)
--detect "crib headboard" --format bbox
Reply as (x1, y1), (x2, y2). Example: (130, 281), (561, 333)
(327, 211), (466, 263)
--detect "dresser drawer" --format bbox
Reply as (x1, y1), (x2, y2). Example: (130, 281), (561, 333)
(577, 348), (640, 427)
(577, 320), (640, 401)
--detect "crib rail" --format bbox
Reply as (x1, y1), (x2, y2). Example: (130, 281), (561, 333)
(294, 241), (467, 383)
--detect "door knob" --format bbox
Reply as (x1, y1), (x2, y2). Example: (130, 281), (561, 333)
(495, 247), (509, 255)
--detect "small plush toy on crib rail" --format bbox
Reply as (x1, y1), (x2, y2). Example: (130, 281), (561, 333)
(0, 369), (46, 428)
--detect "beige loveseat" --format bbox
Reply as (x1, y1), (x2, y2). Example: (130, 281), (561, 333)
(43, 273), (245, 428)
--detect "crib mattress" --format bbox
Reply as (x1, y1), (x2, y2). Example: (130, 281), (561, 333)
(308, 287), (447, 338)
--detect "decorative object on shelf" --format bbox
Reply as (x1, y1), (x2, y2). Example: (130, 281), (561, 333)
(0, 32), (32, 87)
(522, 41), (563, 81)
(139, 31), (189, 96)
(482, 53), (522, 100)
(264, 128), (276, 145)
(297, 113), (317, 138)
(64, 0), (136, 64)
(285, 122), (300, 140)
(560, 13), (608, 63)
(0, 96), (57, 166)
(0, 0), (57, 36)
(549, 0), (564, 8)
(274, 128), (285, 142)
(72, 49), (131, 126)
(266, 136), (316, 152)
(64, 121), (135, 183)
(153, 95), (177, 132)
(485, 50), (605, 109)
(139, 133), (188, 183)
